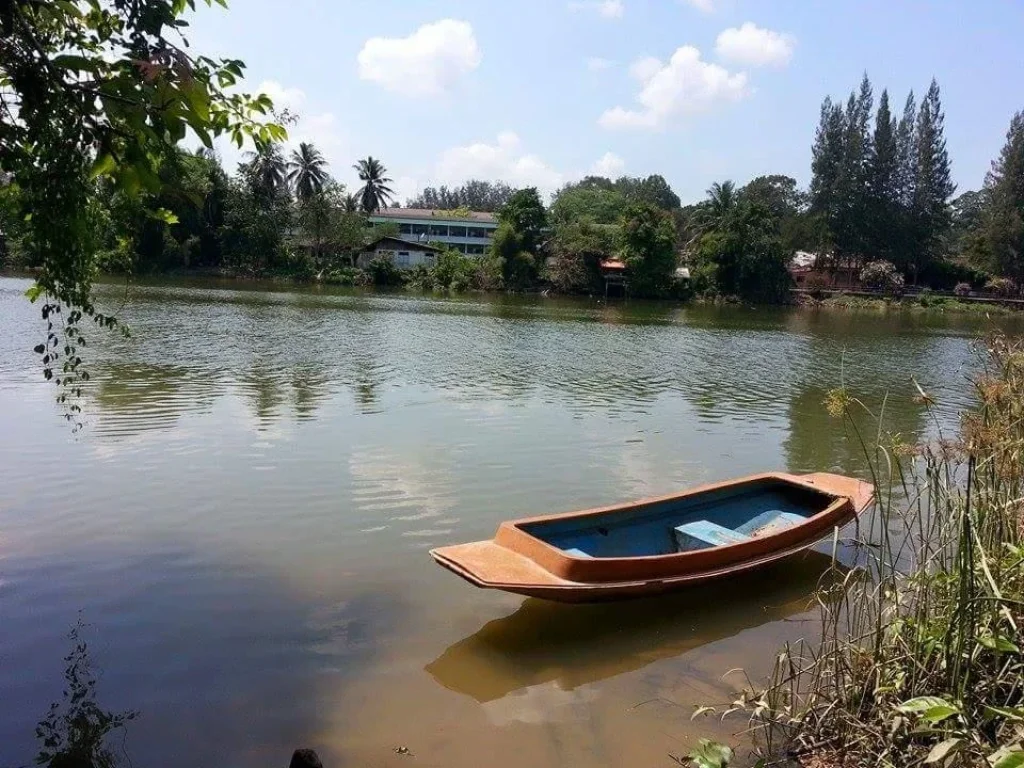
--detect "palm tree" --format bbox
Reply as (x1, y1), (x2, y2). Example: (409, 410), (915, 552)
(353, 156), (395, 213)
(246, 143), (287, 198)
(706, 180), (737, 221)
(342, 193), (360, 213)
(288, 142), (330, 202)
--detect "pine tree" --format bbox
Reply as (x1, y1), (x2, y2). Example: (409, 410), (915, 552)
(910, 79), (955, 280)
(810, 76), (876, 279)
(867, 89), (899, 262)
(893, 91), (918, 272)
(983, 111), (1024, 282)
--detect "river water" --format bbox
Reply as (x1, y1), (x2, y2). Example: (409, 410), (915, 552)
(1, 276), (1019, 767)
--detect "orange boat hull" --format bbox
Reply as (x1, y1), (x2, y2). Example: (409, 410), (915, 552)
(430, 472), (873, 603)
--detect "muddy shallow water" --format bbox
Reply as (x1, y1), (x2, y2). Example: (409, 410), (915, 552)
(1, 276), (1018, 767)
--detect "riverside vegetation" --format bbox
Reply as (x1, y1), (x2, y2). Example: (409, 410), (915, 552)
(694, 335), (1024, 768)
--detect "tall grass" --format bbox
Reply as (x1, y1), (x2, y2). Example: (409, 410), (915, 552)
(734, 335), (1024, 767)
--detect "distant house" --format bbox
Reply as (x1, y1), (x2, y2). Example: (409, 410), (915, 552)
(789, 251), (861, 288)
(367, 208), (498, 256)
(358, 236), (443, 269)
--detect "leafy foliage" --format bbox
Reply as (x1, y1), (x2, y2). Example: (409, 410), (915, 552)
(545, 219), (616, 295)
(693, 200), (792, 303)
(406, 180), (514, 212)
(488, 187), (548, 289)
(721, 336), (1024, 767)
(354, 156), (395, 213)
(618, 203), (677, 298)
(288, 142), (329, 202)
(810, 75), (955, 281)
(0, 0), (280, 415)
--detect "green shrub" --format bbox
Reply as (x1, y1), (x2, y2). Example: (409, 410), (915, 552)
(365, 255), (405, 286)
(432, 249), (476, 291)
(323, 267), (363, 286)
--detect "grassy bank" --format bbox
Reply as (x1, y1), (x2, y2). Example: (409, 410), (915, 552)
(710, 336), (1024, 767)
(797, 292), (1020, 315)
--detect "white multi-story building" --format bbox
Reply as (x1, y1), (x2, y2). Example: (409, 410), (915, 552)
(368, 208), (498, 256)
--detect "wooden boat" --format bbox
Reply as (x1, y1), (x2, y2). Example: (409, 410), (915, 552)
(429, 472), (873, 602)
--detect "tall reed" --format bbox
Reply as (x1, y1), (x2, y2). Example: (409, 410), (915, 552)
(733, 335), (1024, 767)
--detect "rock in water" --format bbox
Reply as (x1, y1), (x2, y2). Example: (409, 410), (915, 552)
(289, 749), (323, 768)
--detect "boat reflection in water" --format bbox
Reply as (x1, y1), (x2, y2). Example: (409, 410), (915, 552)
(426, 550), (842, 703)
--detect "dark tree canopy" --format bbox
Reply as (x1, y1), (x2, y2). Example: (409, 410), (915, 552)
(0, 0), (280, 409)
(406, 180), (515, 212)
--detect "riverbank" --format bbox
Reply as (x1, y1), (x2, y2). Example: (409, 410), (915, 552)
(795, 290), (1020, 315)
(9, 268), (1021, 317)
(711, 334), (1024, 767)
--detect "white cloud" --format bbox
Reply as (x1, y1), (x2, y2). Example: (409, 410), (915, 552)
(357, 19), (481, 97)
(434, 132), (566, 195)
(590, 152), (626, 177)
(715, 22), (795, 68)
(256, 80), (306, 111)
(568, 0), (624, 19)
(629, 56), (663, 82)
(425, 133), (624, 198)
(587, 57), (614, 72)
(599, 47), (749, 130)
(681, 0), (715, 12)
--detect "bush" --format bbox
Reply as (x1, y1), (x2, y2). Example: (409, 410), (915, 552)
(405, 264), (434, 290)
(984, 276), (1018, 298)
(323, 267), (363, 286)
(954, 281), (973, 297)
(860, 260), (905, 297)
(432, 249), (477, 291)
(365, 255), (405, 286)
(805, 273), (831, 299)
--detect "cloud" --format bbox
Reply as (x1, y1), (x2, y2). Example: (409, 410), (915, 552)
(426, 133), (625, 197)
(715, 22), (795, 67)
(629, 56), (663, 82)
(587, 57), (614, 72)
(434, 132), (566, 195)
(357, 19), (481, 97)
(256, 80), (306, 111)
(568, 0), (624, 19)
(599, 47), (748, 130)
(590, 152), (626, 177)
(681, 0), (715, 12)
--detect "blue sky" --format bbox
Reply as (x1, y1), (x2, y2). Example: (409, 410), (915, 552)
(185, 0), (1024, 205)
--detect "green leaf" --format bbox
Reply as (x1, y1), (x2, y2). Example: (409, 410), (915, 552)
(150, 208), (179, 225)
(53, 54), (99, 72)
(927, 738), (962, 764)
(24, 284), (43, 302)
(687, 739), (732, 768)
(979, 636), (1020, 653)
(899, 697), (957, 714)
(89, 153), (117, 179)
(921, 705), (961, 724)
(990, 746), (1024, 768)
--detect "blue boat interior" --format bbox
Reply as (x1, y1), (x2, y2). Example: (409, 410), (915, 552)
(522, 479), (834, 559)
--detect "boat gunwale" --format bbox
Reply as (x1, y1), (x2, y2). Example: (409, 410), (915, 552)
(494, 473), (853, 580)
(429, 471), (874, 599)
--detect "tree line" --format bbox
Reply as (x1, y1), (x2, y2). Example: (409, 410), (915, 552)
(3, 67), (1024, 303)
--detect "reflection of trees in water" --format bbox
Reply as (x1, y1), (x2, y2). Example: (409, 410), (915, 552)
(89, 363), (220, 436)
(783, 383), (928, 475)
(781, 322), (943, 474)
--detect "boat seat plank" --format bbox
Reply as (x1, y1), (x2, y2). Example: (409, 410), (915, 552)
(674, 520), (750, 552)
(563, 547), (592, 558)
(736, 511), (806, 537)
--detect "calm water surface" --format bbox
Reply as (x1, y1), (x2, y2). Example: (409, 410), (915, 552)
(1, 276), (1019, 767)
